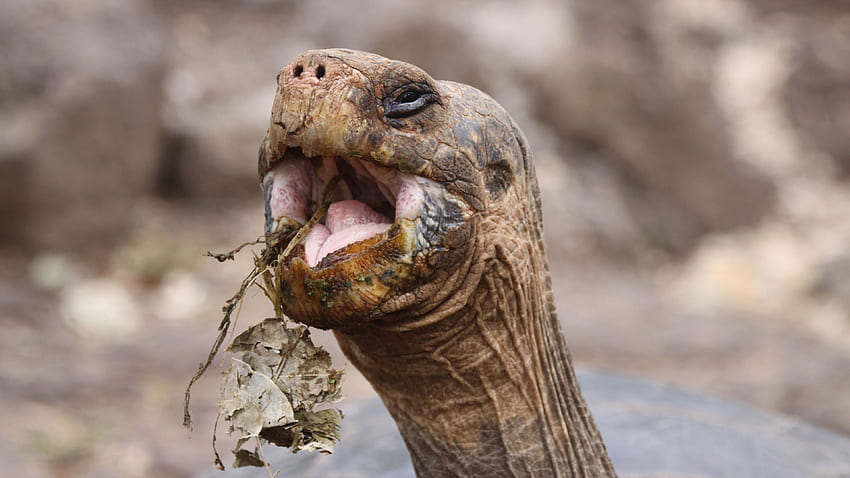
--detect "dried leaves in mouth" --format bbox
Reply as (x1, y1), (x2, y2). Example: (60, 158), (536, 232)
(219, 320), (343, 469)
(183, 176), (345, 471)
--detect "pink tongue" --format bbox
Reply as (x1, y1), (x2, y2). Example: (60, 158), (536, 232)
(303, 200), (392, 267)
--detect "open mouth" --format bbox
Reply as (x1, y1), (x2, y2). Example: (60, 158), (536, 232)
(263, 148), (429, 269)
(260, 144), (468, 326)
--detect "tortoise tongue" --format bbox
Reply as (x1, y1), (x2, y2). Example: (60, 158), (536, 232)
(303, 200), (392, 267)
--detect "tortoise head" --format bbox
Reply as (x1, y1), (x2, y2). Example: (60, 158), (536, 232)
(260, 49), (537, 329)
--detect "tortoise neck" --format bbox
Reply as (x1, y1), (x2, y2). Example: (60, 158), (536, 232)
(335, 234), (616, 477)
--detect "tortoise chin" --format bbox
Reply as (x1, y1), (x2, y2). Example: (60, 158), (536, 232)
(263, 147), (471, 329)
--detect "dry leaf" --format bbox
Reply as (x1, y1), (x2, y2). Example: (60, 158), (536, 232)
(218, 318), (343, 467)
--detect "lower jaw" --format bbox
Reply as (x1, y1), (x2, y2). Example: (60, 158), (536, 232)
(277, 218), (421, 329)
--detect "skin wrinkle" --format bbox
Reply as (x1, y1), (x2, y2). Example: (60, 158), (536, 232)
(496, 222), (574, 475)
(477, 372), (528, 478)
(534, 280), (579, 473)
(262, 49), (616, 477)
(488, 161), (570, 466)
(356, 192), (476, 327)
(380, 236), (483, 332)
(511, 143), (584, 463)
(507, 141), (591, 474)
(523, 220), (578, 464)
(394, 405), (474, 478)
(474, 275), (553, 478)
(490, 243), (539, 391)
(429, 324), (479, 393)
(476, 263), (537, 413)
(396, 393), (513, 478)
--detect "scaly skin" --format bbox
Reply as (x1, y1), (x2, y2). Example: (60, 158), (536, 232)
(259, 48), (617, 477)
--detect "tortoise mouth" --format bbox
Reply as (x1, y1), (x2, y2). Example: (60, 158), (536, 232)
(263, 147), (430, 269)
(261, 147), (463, 327)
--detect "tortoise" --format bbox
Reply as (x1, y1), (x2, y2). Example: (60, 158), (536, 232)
(211, 49), (850, 477)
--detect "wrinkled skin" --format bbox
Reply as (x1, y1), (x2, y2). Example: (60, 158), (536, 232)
(260, 49), (616, 477)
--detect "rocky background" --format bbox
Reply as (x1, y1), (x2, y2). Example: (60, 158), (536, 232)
(1, 0), (848, 477)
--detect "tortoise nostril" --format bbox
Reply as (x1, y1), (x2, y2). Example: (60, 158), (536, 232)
(293, 64), (303, 77)
(316, 65), (325, 79)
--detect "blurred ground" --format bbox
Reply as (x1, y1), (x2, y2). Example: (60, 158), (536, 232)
(1, 0), (849, 477)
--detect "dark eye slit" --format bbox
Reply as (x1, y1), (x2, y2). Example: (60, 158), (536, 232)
(384, 85), (437, 119)
(396, 91), (421, 104)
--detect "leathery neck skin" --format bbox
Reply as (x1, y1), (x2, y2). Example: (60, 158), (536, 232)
(333, 183), (616, 477)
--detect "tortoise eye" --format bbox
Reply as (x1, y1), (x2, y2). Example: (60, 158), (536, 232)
(384, 85), (438, 119)
(396, 91), (421, 104)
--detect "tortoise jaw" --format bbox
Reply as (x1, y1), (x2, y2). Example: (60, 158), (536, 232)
(262, 147), (466, 328)
(276, 217), (420, 328)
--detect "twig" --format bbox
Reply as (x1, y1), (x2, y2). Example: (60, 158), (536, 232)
(212, 413), (225, 470)
(280, 176), (340, 259)
(205, 237), (265, 262)
(272, 326), (308, 381)
(183, 264), (262, 428)
(256, 436), (280, 478)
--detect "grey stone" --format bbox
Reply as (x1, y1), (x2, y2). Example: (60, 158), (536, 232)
(203, 370), (850, 478)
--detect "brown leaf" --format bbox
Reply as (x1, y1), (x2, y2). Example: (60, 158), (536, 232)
(218, 318), (344, 467)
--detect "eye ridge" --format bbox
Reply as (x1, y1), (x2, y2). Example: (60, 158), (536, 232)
(384, 84), (438, 119)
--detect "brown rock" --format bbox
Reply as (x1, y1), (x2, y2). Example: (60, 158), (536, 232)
(530, 0), (777, 253)
(0, 0), (166, 251)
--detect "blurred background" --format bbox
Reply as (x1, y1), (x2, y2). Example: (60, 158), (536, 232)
(1, 0), (849, 476)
